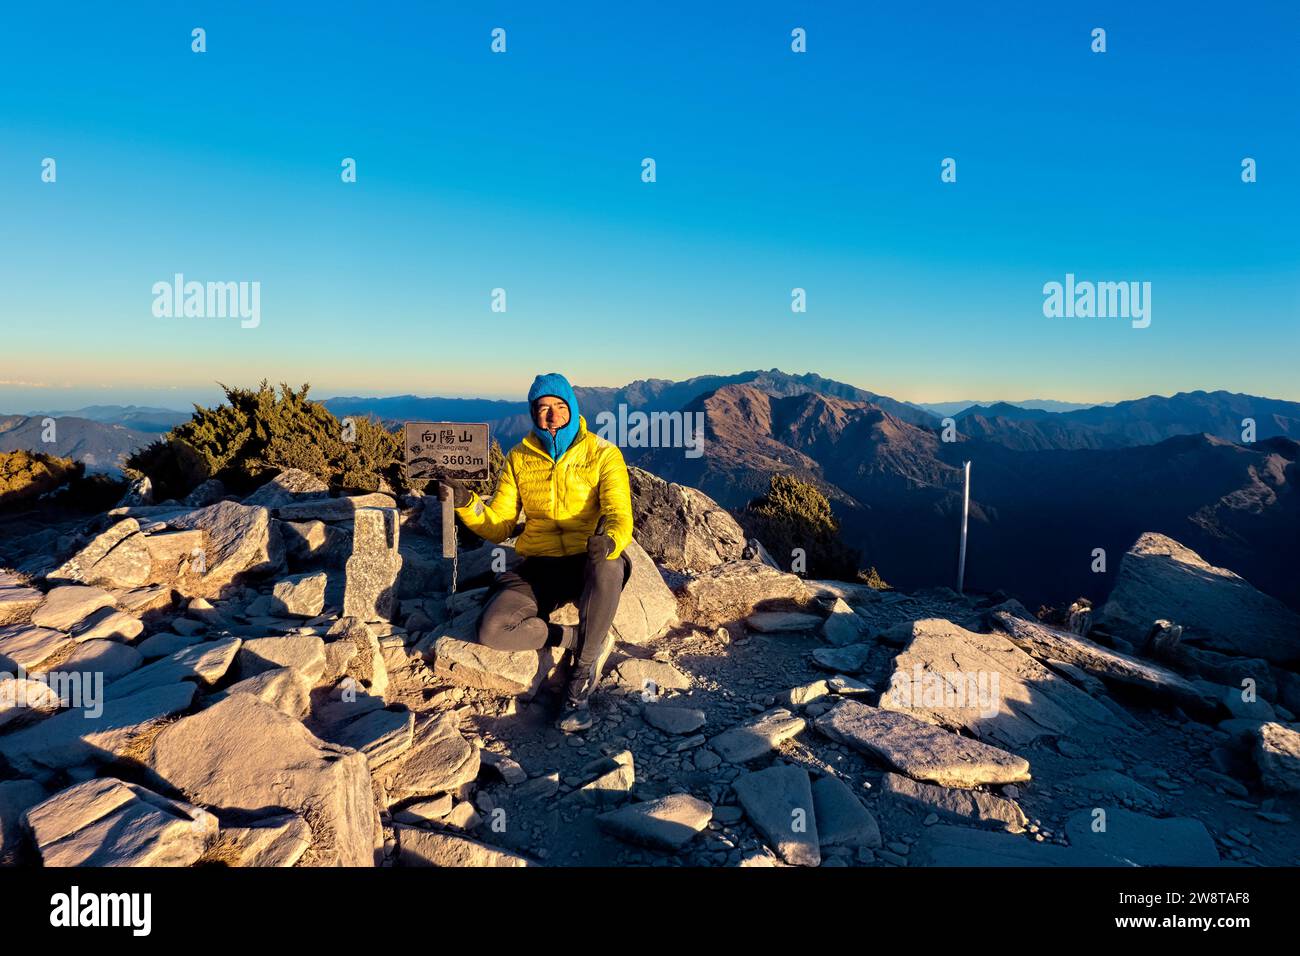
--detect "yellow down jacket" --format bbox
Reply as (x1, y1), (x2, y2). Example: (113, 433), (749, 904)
(454, 415), (635, 560)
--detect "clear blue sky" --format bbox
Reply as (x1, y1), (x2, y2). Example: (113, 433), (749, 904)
(1, 0), (1296, 413)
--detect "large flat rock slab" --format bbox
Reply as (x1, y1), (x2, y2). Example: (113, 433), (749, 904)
(0, 624), (73, 670)
(1099, 532), (1300, 666)
(709, 707), (805, 764)
(1063, 807), (1220, 866)
(991, 608), (1217, 713)
(745, 611), (823, 633)
(596, 793), (713, 851)
(394, 826), (532, 867)
(146, 694), (377, 866)
(911, 824), (1128, 867)
(31, 585), (116, 631)
(0, 682), (197, 773)
(105, 637), (241, 701)
(432, 635), (563, 699)
(23, 777), (216, 867)
(48, 636), (144, 690)
(881, 771), (1027, 832)
(814, 700), (1031, 789)
(811, 774), (881, 848)
(69, 607), (144, 643)
(732, 765), (820, 867)
(881, 618), (1128, 749)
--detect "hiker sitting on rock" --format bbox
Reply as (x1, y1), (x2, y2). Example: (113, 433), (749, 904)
(435, 372), (634, 733)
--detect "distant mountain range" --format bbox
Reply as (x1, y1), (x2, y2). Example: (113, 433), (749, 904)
(0, 416), (156, 474)
(916, 398), (1111, 417)
(322, 371), (1300, 453)
(27, 405), (191, 433)
(321, 371), (1300, 610)
(3, 371), (1296, 613)
(632, 382), (1300, 612)
(952, 392), (1300, 451)
(323, 368), (939, 446)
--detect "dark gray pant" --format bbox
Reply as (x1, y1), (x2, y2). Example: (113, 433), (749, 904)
(478, 552), (632, 673)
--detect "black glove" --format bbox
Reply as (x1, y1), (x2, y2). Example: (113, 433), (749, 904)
(435, 476), (471, 508)
(587, 532), (615, 561)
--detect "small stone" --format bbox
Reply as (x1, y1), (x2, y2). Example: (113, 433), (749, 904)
(811, 644), (872, 674)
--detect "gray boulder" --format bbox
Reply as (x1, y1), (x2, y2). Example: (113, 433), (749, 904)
(146, 694), (377, 866)
(991, 607), (1217, 713)
(270, 571), (328, 617)
(677, 560), (812, 628)
(47, 520), (151, 589)
(242, 468), (330, 509)
(167, 501), (286, 597)
(1099, 532), (1300, 666)
(432, 635), (564, 699)
(627, 466), (748, 572)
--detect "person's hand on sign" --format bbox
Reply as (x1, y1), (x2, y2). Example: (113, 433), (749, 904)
(434, 475), (471, 508)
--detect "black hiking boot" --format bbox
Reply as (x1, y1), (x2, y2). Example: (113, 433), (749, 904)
(556, 649), (603, 734)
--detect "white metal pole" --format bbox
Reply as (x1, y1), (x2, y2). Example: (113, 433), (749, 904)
(956, 460), (971, 593)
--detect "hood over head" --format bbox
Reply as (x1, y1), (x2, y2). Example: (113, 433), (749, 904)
(527, 372), (581, 460)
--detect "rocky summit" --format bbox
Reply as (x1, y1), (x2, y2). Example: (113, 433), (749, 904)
(0, 468), (1297, 869)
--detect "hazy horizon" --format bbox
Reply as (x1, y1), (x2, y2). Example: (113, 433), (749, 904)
(0, 369), (1293, 420)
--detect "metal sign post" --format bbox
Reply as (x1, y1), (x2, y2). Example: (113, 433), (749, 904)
(956, 460), (971, 594)
(404, 422), (490, 565)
